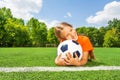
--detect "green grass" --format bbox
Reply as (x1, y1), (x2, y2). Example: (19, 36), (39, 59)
(0, 47), (120, 80)
(0, 70), (120, 80)
(87, 48), (120, 66)
(0, 48), (57, 67)
(0, 47), (120, 67)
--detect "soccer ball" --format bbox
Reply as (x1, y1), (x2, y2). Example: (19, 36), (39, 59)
(57, 40), (83, 60)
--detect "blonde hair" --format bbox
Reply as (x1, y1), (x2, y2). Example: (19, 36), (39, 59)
(54, 22), (73, 41)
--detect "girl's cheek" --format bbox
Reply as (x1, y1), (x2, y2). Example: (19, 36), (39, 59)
(66, 36), (72, 40)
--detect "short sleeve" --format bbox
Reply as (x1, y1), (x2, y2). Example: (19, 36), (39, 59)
(82, 36), (93, 52)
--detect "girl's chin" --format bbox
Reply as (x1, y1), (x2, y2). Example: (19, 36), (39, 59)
(67, 38), (77, 41)
(67, 35), (78, 41)
(72, 39), (77, 41)
(72, 37), (78, 41)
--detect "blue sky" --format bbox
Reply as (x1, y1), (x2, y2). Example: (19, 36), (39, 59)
(1, 0), (120, 28)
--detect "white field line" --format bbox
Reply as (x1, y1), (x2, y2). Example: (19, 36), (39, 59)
(0, 66), (120, 72)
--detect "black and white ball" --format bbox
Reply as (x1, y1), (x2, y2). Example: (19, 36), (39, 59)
(57, 40), (83, 60)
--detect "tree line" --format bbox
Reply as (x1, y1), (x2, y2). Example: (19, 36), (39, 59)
(0, 7), (120, 47)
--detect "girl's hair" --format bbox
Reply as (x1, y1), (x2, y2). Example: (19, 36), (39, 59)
(54, 22), (73, 41)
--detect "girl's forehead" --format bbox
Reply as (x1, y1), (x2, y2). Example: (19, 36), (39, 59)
(63, 26), (72, 30)
(58, 24), (67, 28)
(62, 27), (71, 35)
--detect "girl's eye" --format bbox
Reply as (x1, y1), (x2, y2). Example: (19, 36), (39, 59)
(70, 29), (72, 32)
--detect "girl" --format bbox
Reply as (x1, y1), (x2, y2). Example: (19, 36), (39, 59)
(54, 22), (95, 66)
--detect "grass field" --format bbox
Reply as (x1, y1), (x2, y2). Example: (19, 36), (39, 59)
(0, 47), (120, 80)
(0, 48), (120, 67)
(0, 70), (120, 80)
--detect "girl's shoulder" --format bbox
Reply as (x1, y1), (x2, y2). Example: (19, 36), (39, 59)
(78, 35), (89, 41)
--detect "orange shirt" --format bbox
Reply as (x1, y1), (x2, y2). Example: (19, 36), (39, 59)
(77, 35), (93, 52)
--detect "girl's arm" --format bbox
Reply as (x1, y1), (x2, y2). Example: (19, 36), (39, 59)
(55, 54), (66, 66)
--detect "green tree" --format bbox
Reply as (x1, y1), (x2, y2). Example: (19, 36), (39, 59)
(103, 28), (119, 47)
(0, 7), (13, 46)
(98, 27), (107, 47)
(76, 26), (87, 35)
(4, 18), (30, 47)
(27, 18), (47, 46)
(105, 18), (120, 47)
(47, 27), (59, 45)
(12, 18), (24, 26)
(38, 22), (48, 46)
(107, 18), (120, 31)
(0, 7), (13, 25)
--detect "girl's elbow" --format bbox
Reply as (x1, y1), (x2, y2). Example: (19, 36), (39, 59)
(79, 59), (88, 66)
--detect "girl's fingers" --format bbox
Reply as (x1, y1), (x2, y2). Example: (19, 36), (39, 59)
(66, 52), (72, 59)
(64, 57), (70, 63)
(57, 53), (62, 59)
(75, 52), (79, 58)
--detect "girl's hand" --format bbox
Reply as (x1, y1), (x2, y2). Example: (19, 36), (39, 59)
(64, 52), (80, 66)
(55, 53), (66, 66)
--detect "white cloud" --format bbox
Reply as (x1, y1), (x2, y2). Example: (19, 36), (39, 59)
(0, 0), (42, 20)
(86, 1), (120, 26)
(39, 19), (60, 29)
(64, 12), (72, 18)
(47, 20), (60, 28)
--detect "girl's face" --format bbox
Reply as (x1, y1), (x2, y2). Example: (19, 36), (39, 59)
(60, 25), (78, 41)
